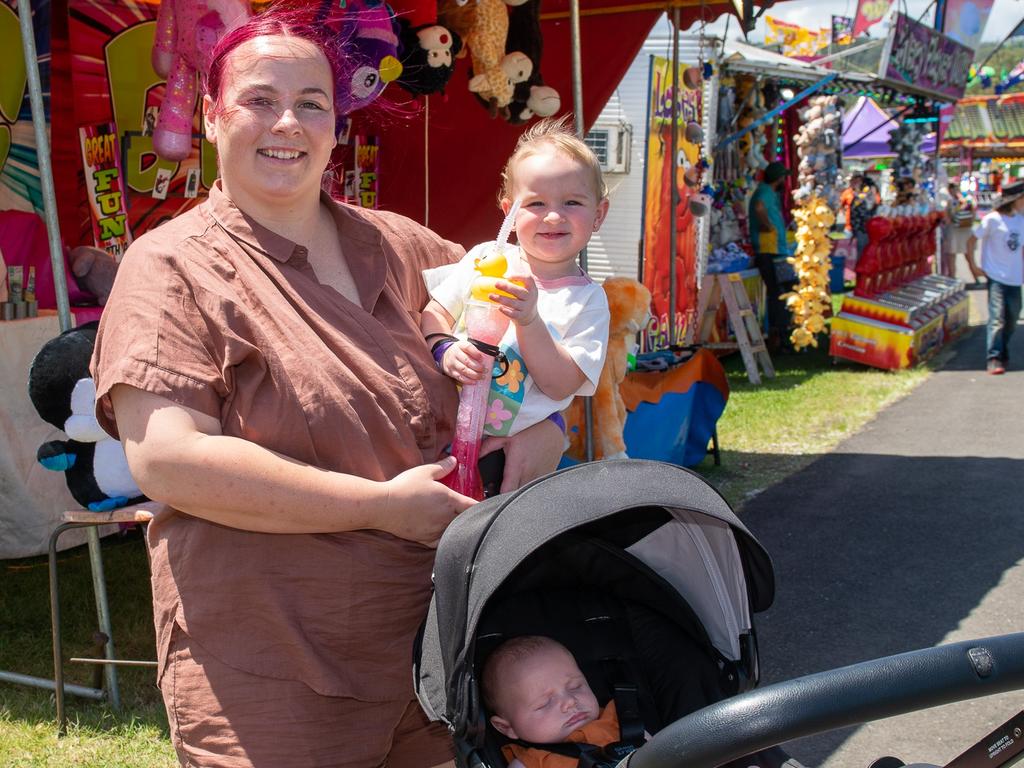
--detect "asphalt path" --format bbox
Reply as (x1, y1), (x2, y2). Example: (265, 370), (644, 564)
(737, 280), (1024, 768)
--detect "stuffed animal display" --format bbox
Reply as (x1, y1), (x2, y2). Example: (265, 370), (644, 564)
(28, 322), (146, 512)
(785, 93), (840, 351)
(792, 94), (840, 207)
(151, 0), (251, 161)
(337, 0), (405, 115)
(785, 197), (835, 350)
(888, 121), (928, 185)
(440, 0), (532, 115)
(564, 277), (652, 461)
(396, 22), (462, 96)
(503, 0), (559, 124)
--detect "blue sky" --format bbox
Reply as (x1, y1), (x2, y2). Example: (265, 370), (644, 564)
(687, 0), (1024, 44)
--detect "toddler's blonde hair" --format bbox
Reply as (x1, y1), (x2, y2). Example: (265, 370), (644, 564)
(499, 116), (608, 204)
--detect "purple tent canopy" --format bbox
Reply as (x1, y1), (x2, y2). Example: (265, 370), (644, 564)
(842, 96), (936, 158)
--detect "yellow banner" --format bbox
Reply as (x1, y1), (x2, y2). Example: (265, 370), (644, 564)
(765, 16), (830, 58)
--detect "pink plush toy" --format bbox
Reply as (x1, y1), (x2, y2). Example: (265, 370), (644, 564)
(151, 0), (251, 161)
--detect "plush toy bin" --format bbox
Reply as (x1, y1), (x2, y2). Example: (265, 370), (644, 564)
(562, 347), (729, 469)
(414, 459), (790, 768)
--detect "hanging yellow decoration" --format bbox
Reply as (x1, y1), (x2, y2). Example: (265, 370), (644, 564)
(785, 196), (835, 350)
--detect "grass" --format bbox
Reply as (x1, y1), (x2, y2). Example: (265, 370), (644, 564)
(698, 338), (943, 508)
(0, 315), (955, 764)
(0, 535), (177, 766)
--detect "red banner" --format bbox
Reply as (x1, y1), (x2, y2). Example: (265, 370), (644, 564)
(852, 0), (893, 37)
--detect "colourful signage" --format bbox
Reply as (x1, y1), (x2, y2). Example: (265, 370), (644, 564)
(79, 123), (132, 258)
(641, 55), (701, 341)
(878, 13), (973, 101)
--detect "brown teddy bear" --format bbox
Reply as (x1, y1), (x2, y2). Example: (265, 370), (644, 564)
(69, 245), (120, 305)
(564, 277), (652, 461)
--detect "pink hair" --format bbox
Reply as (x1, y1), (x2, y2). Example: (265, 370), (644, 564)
(204, 4), (348, 125)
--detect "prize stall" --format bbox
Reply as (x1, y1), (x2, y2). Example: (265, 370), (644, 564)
(1, 0), (773, 555)
(827, 13), (973, 370)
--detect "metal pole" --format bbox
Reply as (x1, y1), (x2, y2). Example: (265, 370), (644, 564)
(668, 8), (680, 346)
(16, 0), (71, 333)
(0, 670), (105, 700)
(568, 0), (595, 463)
(86, 529), (121, 710)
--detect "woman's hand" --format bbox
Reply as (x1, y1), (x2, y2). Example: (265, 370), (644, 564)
(481, 416), (565, 494)
(443, 340), (490, 384)
(382, 457), (477, 547)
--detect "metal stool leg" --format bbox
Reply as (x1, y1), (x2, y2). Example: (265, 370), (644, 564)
(49, 522), (119, 733)
(86, 527), (120, 711)
(49, 521), (74, 734)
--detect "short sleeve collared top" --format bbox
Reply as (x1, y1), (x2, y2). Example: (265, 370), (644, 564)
(91, 183), (462, 700)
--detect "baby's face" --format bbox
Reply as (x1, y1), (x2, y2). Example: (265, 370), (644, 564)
(491, 645), (600, 744)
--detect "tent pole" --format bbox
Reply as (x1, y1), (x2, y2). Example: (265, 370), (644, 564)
(668, 7), (679, 346)
(17, 0), (72, 333)
(568, 0), (594, 463)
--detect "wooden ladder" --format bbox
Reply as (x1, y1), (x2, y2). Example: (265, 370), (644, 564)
(689, 273), (775, 385)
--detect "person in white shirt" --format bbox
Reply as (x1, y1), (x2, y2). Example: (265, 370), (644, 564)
(967, 180), (1024, 375)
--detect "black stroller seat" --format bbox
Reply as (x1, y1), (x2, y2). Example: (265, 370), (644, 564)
(415, 460), (787, 768)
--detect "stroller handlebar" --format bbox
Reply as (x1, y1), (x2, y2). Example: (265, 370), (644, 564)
(628, 632), (1024, 768)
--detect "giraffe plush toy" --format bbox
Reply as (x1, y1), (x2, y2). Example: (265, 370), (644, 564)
(440, 0), (530, 114)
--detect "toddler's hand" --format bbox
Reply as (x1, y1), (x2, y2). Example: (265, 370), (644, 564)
(443, 339), (490, 383)
(492, 274), (539, 327)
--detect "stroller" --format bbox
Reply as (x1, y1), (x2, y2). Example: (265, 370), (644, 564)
(415, 459), (792, 768)
(415, 459), (1024, 768)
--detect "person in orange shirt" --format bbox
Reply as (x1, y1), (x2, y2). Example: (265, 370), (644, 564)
(840, 172), (864, 233)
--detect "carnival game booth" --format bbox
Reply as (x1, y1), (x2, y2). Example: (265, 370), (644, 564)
(823, 13), (973, 370)
(829, 213), (968, 370)
(940, 93), (1024, 188)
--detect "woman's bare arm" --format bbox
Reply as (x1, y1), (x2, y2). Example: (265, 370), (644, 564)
(110, 384), (474, 546)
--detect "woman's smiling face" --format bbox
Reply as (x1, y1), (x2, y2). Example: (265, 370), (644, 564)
(203, 35), (336, 213)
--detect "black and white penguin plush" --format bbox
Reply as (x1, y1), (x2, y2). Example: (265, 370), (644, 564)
(28, 321), (146, 512)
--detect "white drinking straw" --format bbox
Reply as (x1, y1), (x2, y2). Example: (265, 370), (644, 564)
(495, 198), (521, 252)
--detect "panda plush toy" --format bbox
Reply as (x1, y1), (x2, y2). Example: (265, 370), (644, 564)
(28, 321), (146, 512)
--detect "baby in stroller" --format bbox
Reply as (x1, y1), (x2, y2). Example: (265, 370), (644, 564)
(483, 635), (647, 768)
(415, 460), (793, 768)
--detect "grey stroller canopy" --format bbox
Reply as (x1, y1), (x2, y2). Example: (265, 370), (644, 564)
(415, 459), (776, 765)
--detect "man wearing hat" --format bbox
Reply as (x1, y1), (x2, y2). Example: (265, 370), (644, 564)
(748, 160), (794, 351)
(967, 179), (1024, 374)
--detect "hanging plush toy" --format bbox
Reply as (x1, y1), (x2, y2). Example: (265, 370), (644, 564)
(396, 23), (462, 96)
(787, 93), (841, 350)
(502, 0), (559, 124)
(337, 0), (405, 115)
(28, 322), (146, 512)
(440, 0), (530, 115)
(151, 0), (251, 162)
(391, 0), (462, 96)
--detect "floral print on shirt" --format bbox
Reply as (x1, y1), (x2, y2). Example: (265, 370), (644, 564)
(485, 346), (527, 436)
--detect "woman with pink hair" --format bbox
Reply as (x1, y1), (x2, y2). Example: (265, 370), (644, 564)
(91, 7), (566, 765)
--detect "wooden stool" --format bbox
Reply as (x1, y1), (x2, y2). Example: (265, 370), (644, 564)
(48, 503), (158, 733)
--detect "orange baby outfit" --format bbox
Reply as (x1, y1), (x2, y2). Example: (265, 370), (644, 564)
(503, 701), (622, 768)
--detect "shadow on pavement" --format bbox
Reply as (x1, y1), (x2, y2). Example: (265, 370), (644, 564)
(739, 450), (1023, 764)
